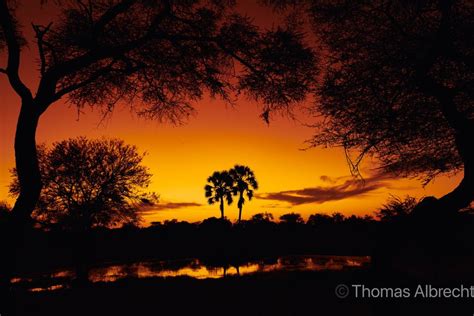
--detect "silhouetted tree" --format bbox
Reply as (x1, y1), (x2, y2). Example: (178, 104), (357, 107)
(0, 0), (317, 229)
(375, 195), (418, 222)
(229, 165), (259, 223)
(272, 0), (474, 214)
(306, 213), (333, 227)
(279, 212), (304, 225)
(205, 171), (233, 219)
(250, 212), (274, 223)
(10, 137), (154, 231)
(331, 212), (345, 224)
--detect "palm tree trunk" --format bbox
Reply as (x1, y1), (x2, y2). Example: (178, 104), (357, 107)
(220, 197), (224, 219)
(238, 191), (244, 223)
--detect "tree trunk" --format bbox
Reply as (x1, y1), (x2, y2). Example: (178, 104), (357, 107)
(414, 2), (474, 215)
(238, 191), (243, 223)
(437, 122), (474, 213)
(433, 86), (474, 213)
(0, 100), (41, 316)
(219, 197), (224, 219)
(11, 100), (42, 225)
(415, 86), (474, 215)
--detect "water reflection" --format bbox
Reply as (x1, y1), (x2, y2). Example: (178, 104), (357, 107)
(12, 255), (370, 292)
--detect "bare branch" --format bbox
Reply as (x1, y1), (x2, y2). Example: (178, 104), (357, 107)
(32, 22), (53, 75)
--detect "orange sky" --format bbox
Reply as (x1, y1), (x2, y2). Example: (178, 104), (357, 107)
(0, 1), (462, 225)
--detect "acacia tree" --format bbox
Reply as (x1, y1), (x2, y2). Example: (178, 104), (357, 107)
(0, 0), (317, 227)
(204, 170), (233, 219)
(229, 164), (258, 223)
(271, 0), (473, 213)
(9, 137), (153, 231)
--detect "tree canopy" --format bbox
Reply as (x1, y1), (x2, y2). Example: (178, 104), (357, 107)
(9, 137), (154, 230)
(271, 0), (473, 212)
(1, 0), (318, 122)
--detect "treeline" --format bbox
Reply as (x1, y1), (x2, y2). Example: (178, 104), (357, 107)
(13, 211), (377, 275)
(9, 199), (474, 277)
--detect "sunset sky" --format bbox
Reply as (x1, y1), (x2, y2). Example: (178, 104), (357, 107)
(0, 1), (462, 225)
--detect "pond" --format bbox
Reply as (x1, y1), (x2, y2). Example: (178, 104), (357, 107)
(11, 255), (370, 292)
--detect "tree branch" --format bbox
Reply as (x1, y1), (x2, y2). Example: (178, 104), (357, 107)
(0, 0), (32, 101)
(46, 1), (170, 81)
(51, 60), (118, 103)
(167, 12), (269, 83)
(32, 22), (53, 76)
(92, 0), (136, 34)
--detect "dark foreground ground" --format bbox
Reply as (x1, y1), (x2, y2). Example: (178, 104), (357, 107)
(12, 268), (474, 316)
(8, 213), (474, 315)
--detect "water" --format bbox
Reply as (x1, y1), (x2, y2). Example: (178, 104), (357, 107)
(12, 255), (370, 292)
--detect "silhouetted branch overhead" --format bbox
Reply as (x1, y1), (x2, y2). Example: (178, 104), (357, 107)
(17, 0), (317, 121)
(32, 22), (53, 76)
(290, 0), (473, 212)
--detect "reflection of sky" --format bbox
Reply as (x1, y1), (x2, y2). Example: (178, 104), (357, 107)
(12, 255), (370, 292)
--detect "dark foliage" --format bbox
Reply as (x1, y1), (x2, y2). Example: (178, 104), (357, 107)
(269, 0), (474, 213)
(9, 137), (154, 231)
(375, 195), (418, 222)
(305, 0), (472, 181)
(279, 212), (304, 224)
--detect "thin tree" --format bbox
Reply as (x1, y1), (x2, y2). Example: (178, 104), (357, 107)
(0, 0), (317, 229)
(229, 164), (258, 223)
(270, 0), (473, 214)
(204, 171), (233, 219)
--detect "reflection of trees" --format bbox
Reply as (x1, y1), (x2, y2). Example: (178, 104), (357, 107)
(89, 263), (140, 282)
(145, 259), (197, 273)
(278, 256), (307, 268)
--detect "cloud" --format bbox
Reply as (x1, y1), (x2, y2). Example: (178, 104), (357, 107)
(139, 201), (202, 214)
(256, 172), (394, 206)
(261, 203), (292, 209)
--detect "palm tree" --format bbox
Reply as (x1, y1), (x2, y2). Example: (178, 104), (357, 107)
(204, 171), (233, 219)
(229, 165), (259, 223)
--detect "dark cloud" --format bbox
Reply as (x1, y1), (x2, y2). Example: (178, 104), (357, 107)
(139, 201), (202, 214)
(256, 172), (394, 206)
